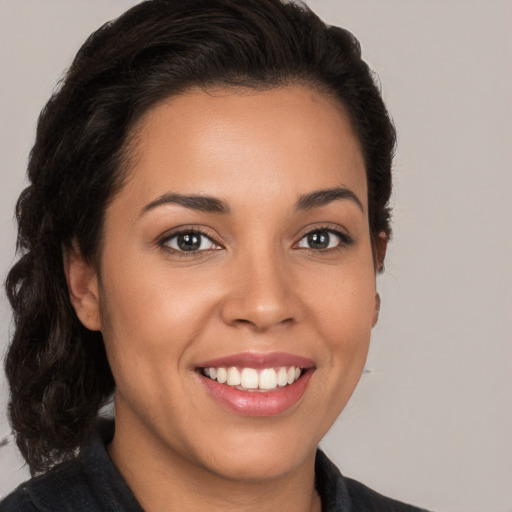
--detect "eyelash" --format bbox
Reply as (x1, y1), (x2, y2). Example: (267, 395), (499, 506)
(158, 225), (353, 256)
(295, 226), (354, 252)
(158, 228), (221, 257)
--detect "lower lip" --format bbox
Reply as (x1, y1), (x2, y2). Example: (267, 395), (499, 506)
(198, 370), (313, 417)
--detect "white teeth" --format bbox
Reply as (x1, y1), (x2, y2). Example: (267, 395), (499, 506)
(259, 368), (277, 390)
(277, 367), (288, 387)
(202, 365), (303, 391)
(216, 367), (227, 384)
(241, 368), (259, 389)
(227, 367), (241, 386)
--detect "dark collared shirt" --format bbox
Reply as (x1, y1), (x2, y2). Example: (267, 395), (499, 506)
(1, 421), (431, 511)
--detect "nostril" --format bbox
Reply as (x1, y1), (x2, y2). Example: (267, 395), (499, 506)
(220, 266), (301, 330)
(230, 315), (295, 332)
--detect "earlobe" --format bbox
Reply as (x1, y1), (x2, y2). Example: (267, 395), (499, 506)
(372, 292), (381, 327)
(63, 242), (102, 331)
(375, 231), (388, 272)
(372, 232), (387, 327)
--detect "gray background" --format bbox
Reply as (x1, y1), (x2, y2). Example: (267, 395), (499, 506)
(1, 1), (511, 511)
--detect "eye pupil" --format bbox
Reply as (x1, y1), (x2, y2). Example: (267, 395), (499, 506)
(307, 231), (329, 249)
(178, 233), (201, 251)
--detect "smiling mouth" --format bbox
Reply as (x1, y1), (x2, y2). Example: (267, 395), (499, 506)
(200, 366), (304, 392)
(196, 353), (314, 416)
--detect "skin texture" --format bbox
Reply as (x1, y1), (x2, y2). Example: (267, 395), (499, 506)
(65, 86), (384, 512)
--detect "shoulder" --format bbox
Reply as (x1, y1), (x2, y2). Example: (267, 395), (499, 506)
(0, 486), (36, 512)
(1, 420), (142, 512)
(0, 458), (98, 512)
(315, 449), (432, 512)
(344, 477), (431, 512)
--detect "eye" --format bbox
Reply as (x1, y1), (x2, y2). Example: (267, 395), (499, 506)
(297, 229), (350, 250)
(163, 230), (219, 252)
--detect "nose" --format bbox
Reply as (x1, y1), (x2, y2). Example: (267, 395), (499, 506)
(220, 250), (301, 332)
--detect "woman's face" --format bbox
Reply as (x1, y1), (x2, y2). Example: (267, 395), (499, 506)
(72, 86), (380, 481)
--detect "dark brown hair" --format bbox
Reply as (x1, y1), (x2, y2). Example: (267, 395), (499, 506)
(4, 0), (395, 474)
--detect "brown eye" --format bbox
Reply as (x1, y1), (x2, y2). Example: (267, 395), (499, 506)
(164, 231), (218, 252)
(306, 231), (330, 249)
(178, 233), (201, 251)
(297, 229), (351, 250)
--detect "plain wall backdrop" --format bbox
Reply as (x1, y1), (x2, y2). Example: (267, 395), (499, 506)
(1, 1), (511, 511)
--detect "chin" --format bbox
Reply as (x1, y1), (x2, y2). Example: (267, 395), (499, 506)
(189, 421), (323, 483)
(206, 443), (313, 482)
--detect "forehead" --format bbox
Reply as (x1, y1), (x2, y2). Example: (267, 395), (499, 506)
(119, 86), (367, 212)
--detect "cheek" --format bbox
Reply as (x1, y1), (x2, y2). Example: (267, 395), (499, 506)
(96, 269), (209, 418)
(303, 260), (376, 364)
(304, 255), (376, 321)
(97, 258), (220, 365)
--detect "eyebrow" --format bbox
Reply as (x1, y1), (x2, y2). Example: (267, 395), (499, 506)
(139, 186), (363, 217)
(294, 187), (364, 212)
(140, 193), (230, 216)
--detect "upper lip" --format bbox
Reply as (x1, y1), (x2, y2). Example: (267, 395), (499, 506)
(196, 351), (315, 370)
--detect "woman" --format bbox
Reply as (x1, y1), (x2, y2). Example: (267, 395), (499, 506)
(1, 0), (430, 510)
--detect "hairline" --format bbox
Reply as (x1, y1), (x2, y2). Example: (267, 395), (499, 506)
(92, 80), (371, 271)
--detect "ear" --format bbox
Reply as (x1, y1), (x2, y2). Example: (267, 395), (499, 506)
(374, 231), (388, 273)
(63, 241), (102, 331)
(372, 231), (388, 327)
(372, 292), (381, 327)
